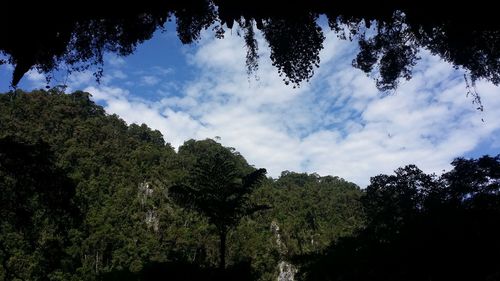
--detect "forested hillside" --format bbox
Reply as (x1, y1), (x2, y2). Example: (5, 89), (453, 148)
(1, 89), (498, 281)
(297, 160), (500, 281)
(0, 89), (364, 280)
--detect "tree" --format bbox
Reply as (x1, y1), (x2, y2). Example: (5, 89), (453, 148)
(2, 2), (500, 94)
(0, 136), (78, 280)
(270, 172), (365, 256)
(0, 89), (181, 279)
(298, 155), (500, 281)
(170, 148), (267, 269)
(0, 90), (368, 280)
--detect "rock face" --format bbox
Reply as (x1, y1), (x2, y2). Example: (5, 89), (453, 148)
(278, 261), (297, 281)
(138, 181), (159, 232)
(271, 220), (297, 281)
(270, 221), (285, 253)
(145, 209), (159, 232)
(138, 182), (154, 205)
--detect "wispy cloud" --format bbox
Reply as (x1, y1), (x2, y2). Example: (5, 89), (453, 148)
(152, 66), (174, 76)
(141, 75), (161, 86)
(25, 69), (47, 88)
(110, 70), (127, 80)
(71, 28), (499, 187)
(107, 55), (126, 67)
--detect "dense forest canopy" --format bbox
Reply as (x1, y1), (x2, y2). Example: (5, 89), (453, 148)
(1, 90), (499, 281)
(2, 89), (498, 280)
(298, 157), (500, 281)
(2, 1), (500, 93)
(0, 89), (365, 280)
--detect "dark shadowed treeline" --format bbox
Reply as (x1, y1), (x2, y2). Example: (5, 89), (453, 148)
(0, 89), (364, 280)
(297, 158), (500, 281)
(0, 137), (78, 280)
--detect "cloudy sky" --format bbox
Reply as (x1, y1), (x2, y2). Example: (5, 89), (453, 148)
(1, 24), (499, 186)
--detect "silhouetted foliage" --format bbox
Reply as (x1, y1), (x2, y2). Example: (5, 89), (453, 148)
(2, 2), (500, 92)
(0, 136), (78, 280)
(297, 155), (500, 281)
(101, 260), (256, 281)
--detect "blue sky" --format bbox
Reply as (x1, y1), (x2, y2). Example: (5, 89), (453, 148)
(1, 24), (499, 186)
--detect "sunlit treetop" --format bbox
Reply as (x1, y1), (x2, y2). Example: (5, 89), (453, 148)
(2, 1), (499, 93)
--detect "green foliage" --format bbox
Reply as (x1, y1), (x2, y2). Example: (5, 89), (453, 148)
(298, 156), (500, 281)
(0, 137), (78, 280)
(171, 140), (268, 269)
(2, 88), (499, 281)
(270, 172), (365, 256)
(0, 89), (179, 279)
(0, 89), (365, 280)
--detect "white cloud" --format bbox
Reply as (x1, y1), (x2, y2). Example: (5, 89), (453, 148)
(83, 85), (129, 101)
(107, 55), (126, 67)
(152, 66), (174, 76)
(67, 70), (94, 89)
(80, 28), (500, 187)
(25, 69), (47, 88)
(141, 75), (160, 86)
(111, 70), (127, 80)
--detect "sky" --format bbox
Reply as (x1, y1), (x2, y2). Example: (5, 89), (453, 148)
(1, 24), (499, 187)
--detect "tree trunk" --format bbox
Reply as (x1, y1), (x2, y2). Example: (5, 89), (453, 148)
(219, 231), (227, 270)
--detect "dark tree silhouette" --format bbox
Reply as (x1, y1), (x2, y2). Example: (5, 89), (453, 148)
(2, 1), (500, 93)
(0, 136), (78, 280)
(169, 150), (267, 269)
(297, 155), (500, 281)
